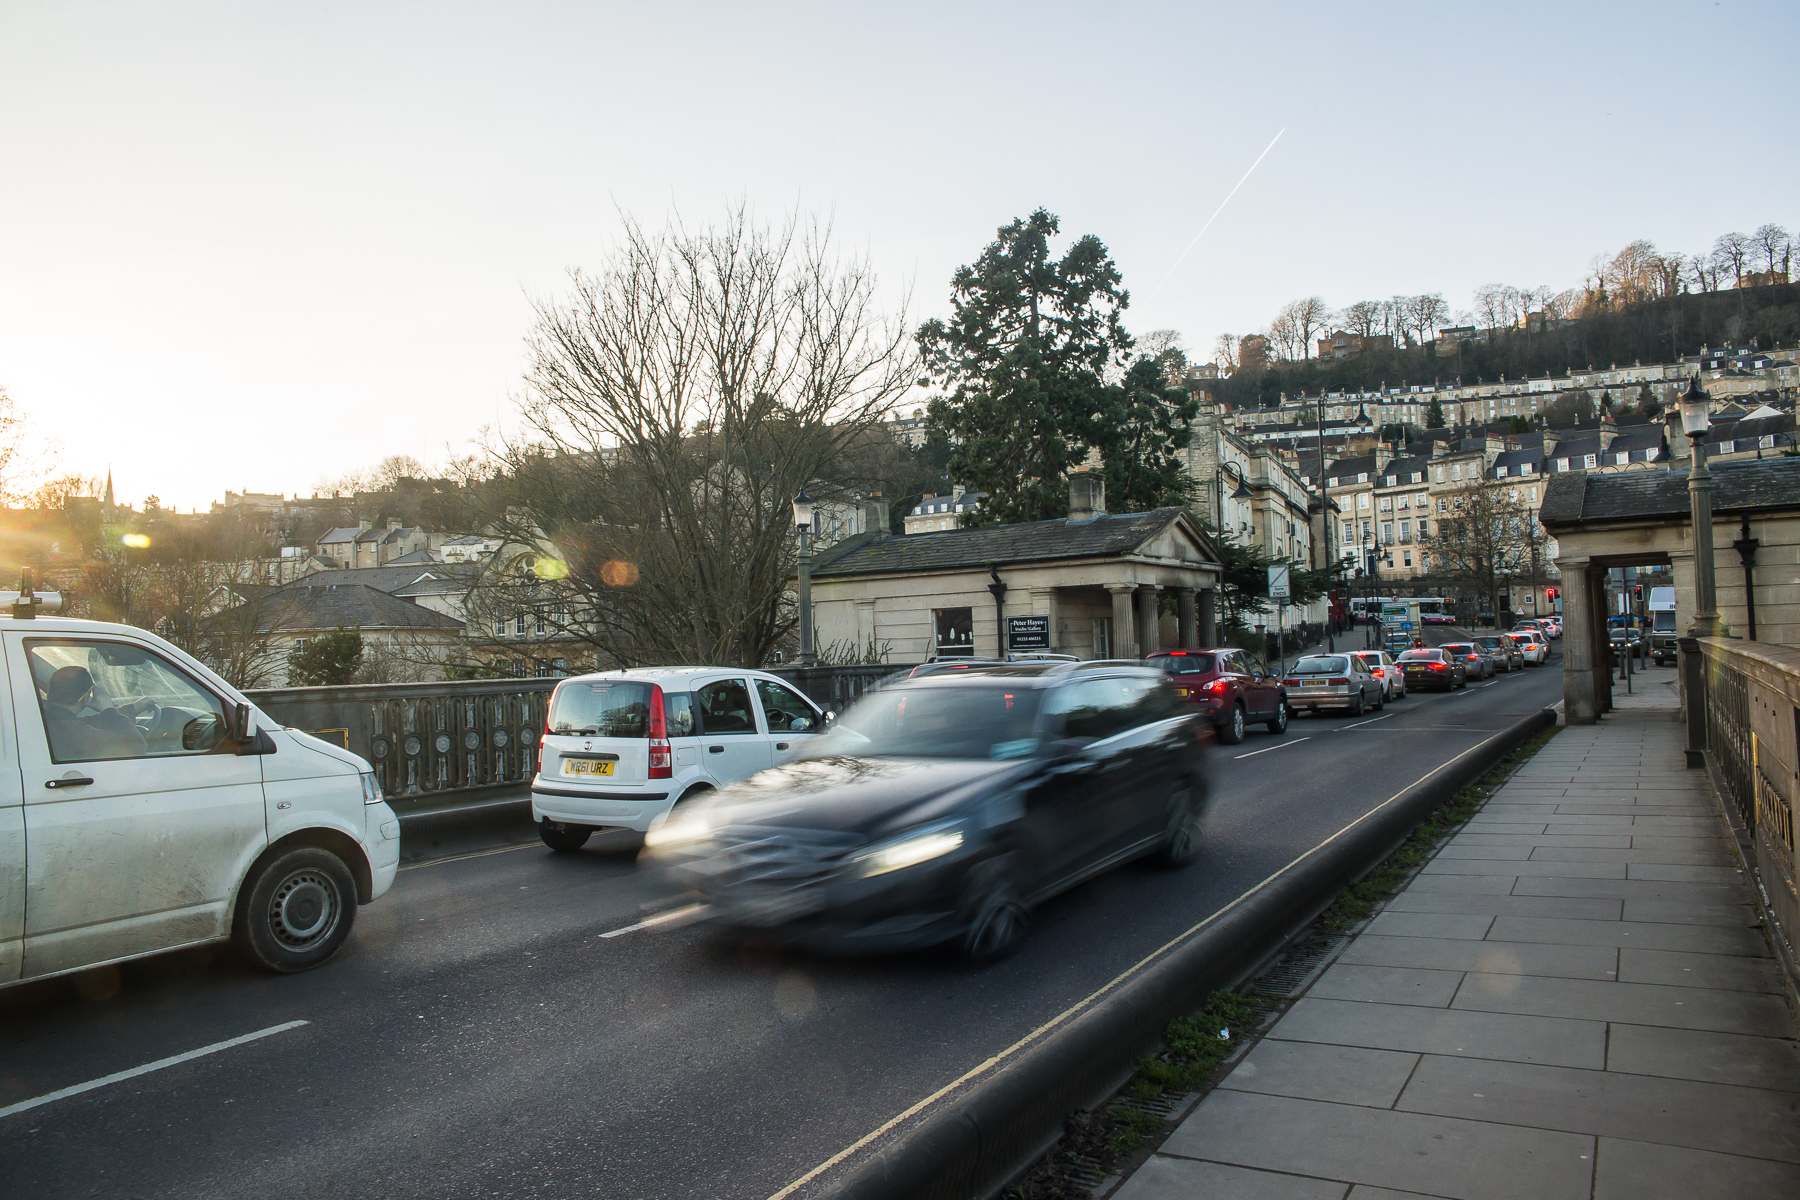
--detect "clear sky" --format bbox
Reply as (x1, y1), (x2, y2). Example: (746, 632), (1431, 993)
(3, 0), (1795, 511)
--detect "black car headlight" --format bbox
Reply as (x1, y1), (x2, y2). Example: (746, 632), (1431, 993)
(852, 822), (966, 878)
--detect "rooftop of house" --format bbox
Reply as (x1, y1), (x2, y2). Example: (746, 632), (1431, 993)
(813, 507), (1198, 578)
(227, 581), (468, 634)
(1540, 457), (1800, 528)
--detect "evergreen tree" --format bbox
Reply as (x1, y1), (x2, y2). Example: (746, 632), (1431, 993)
(1092, 358), (1199, 512)
(1426, 398), (1446, 428)
(1636, 383), (1659, 416)
(285, 627), (363, 685)
(919, 210), (1132, 525)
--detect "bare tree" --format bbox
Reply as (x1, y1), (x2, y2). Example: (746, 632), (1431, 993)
(1265, 308), (1302, 362)
(1339, 300), (1383, 340)
(1138, 329), (1189, 384)
(1543, 288), (1584, 322)
(1419, 475), (1548, 625)
(1712, 232), (1751, 286)
(1287, 296), (1331, 359)
(370, 455), (429, 490)
(1687, 252), (1722, 293)
(1752, 223), (1791, 279)
(486, 207), (916, 668)
(0, 386), (59, 505)
(1473, 283), (1511, 332)
(1212, 333), (1240, 375)
(1404, 293), (1449, 345)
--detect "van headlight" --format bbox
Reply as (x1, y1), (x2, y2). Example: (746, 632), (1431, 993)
(360, 772), (384, 805)
(854, 824), (965, 877)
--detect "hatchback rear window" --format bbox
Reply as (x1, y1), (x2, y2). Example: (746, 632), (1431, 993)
(548, 680), (654, 737)
(1150, 653), (1215, 675)
(1399, 651), (1442, 662)
(1442, 644), (1475, 654)
(1292, 656), (1349, 675)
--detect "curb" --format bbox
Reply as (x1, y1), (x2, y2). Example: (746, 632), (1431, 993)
(826, 706), (1557, 1200)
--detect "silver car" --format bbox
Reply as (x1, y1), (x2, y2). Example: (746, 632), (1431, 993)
(1283, 653), (1385, 717)
(1350, 649), (1406, 700)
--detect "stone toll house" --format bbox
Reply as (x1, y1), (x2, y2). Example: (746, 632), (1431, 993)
(806, 474), (1224, 661)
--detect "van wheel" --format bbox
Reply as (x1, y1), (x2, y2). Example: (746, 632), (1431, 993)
(1218, 704), (1246, 745)
(233, 846), (357, 974)
(539, 820), (592, 853)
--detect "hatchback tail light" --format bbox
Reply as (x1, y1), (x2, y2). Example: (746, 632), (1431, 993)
(648, 683), (672, 779)
(1283, 678), (1300, 687)
(1204, 680), (1227, 694)
(1429, 663), (1447, 671)
(1328, 677), (1349, 685)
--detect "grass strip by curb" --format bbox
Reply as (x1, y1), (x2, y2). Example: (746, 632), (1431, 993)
(1000, 720), (1561, 1200)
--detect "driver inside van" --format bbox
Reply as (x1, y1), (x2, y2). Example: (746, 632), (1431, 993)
(40, 665), (150, 760)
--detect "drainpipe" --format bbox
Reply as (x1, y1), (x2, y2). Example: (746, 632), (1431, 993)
(988, 565), (1008, 658)
(1733, 515), (1759, 643)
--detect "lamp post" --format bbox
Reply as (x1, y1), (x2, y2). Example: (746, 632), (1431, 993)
(1361, 531), (1376, 648)
(1678, 380), (1720, 639)
(1315, 393), (1335, 650)
(792, 488), (815, 665)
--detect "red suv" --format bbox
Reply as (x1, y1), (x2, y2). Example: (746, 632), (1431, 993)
(1146, 648), (1289, 744)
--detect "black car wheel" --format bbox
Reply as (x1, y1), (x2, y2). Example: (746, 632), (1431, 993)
(1218, 703), (1246, 746)
(1349, 691), (1364, 717)
(539, 819), (592, 853)
(957, 855), (1031, 962)
(1267, 703), (1288, 735)
(1374, 685), (1385, 710)
(1158, 784), (1204, 868)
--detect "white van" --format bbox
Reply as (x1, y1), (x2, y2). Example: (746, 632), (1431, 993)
(1, 606), (399, 987)
(531, 667), (829, 850)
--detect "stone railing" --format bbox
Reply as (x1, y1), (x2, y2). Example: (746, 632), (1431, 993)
(1692, 638), (1800, 983)
(246, 663), (919, 803)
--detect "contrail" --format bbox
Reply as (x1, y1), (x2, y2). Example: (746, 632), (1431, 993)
(1146, 127), (1286, 301)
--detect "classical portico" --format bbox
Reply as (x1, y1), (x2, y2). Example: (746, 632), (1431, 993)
(800, 477), (1224, 662)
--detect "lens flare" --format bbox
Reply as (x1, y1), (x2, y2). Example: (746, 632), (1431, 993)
(120, 533), (151, 548)
(533, 557), (571, 580)
(599, 559), (639, 587)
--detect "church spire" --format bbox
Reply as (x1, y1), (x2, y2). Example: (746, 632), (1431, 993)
(104, 469), (115, 508)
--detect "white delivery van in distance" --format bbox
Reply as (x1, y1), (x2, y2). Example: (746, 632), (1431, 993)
(0, 581), (400, 988)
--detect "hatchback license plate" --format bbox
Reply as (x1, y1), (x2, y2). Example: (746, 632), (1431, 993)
(563, 760), (615, 776)
(1304, 680), (1327, 687)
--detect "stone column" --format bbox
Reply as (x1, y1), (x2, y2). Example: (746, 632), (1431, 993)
(1176, 587), (1197, 649)
(1588, 566), (1613, 714)
(1030, 588), (1058, 651)
(1561, 558), (1599, 724)
(1198, 587), (1218, 648)
(1136, 585), (1162, 657)
(1106, 584), (1136, 661)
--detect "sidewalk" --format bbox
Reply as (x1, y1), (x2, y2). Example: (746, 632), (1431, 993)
(1115, 673), (1800, 1199)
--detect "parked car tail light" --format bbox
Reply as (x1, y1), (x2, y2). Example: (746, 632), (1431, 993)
(648, 683), (672, 779)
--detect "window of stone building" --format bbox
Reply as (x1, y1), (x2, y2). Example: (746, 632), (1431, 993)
(1380, 496), (1392, 512)
(1435, 467), (1446, 482)
(1358, 493), (1370, 510)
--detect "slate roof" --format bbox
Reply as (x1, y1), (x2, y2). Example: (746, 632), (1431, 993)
(1376, 455), (1431, 486)
(231, 583), (466, 634)
(385, 548), (442, 565)
(1539, 458), (1800, 529)
(811, 507), (1200, 578)
(286, 563), (478, 595)
(317, 526), (363, 544)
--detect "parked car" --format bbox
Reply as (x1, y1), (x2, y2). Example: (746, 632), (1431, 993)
(1399, 647), (1467, 691)
(1282, 653), (1385, 716)
(1145, 647), (1289, 744)
(1349, 649), (1406, 700)
(1473, 633), (1524, 672)
(1609, 626), (1646, 663)
(532, 667), (833, 851)
(3, 607), (400, 987)
(1507, 632), (1550, 666)
(641, 663), (1207, 960)
(1439, 641), (1494, 680)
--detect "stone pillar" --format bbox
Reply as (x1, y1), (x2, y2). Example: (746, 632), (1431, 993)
(1561, 558), (1599, 724)
(1136, 586), (1162, 657)
(1588, 566), (1613, 714)
(1176, 587), (1197, 649)
(1030, 588), (1058, 651)
(1106, 584), (1136, 661)
(1199, 587), (1218, 648)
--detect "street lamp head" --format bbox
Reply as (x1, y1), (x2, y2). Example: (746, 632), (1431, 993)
(1678, 378), (1710, 440)
(791, 488), (815, 531)
(1230, 478), (1254, 501)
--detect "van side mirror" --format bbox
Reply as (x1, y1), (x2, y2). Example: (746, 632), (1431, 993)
(231, 702), (258, 743)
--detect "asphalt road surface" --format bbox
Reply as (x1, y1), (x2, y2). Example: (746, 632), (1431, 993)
(0, 638), (1568, 1200)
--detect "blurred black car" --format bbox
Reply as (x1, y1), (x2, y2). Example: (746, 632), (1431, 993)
(640, 664), (1207, 961)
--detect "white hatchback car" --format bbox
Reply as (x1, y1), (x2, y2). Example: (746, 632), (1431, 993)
(3, 608), (400, 987)
(1508, 632), (1550, 666)
(530, 667), (830, 851)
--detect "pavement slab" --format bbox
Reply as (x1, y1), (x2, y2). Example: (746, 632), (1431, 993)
(1272, 998), (1606, 1068)
(1308, 964), (1465, 1008)
(1605, 1022), (1800, 1091)
(1485, 915), (1769, 954)
(1451, 971), (1793, 1036)
(1160, 1090), (1596, 1200)
(1615, 947), (1787, 992)
(1222, 1039), (1422, 1107)
(1592, 1139), (1800, 1200)
(1383, 892), (1622, 921)
(1335, 935), (1619, 981)
(1112, 1156), (1350, 1200)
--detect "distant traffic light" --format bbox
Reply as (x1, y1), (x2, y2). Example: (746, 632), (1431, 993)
(1546, 587), (1559, 601)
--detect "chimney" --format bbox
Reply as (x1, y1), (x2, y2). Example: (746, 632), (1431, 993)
(1541, 427), (1561, 456)
(1068, 472), (1106, 522)
(1664, 407), (1689, 463)
(1374, 443), (1395, 473)
(1598, 412), (1618, 450)
(387, 517), (402, 531)
(357, 519), (372, 532)
(863, 491), (890, 536)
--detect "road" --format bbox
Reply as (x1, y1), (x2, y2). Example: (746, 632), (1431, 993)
(0, 639), (1569, 1200)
